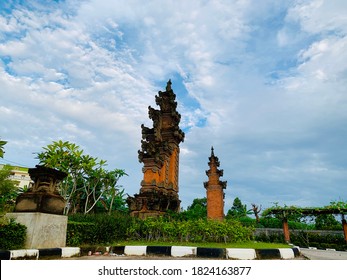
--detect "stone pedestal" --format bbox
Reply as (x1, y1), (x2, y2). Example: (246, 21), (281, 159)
(6, 212), (67, 249)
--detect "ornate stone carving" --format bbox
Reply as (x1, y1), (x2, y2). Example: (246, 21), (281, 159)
(14, 165), (67, 215)
(204, 147), (227, 220)
(127, 80), (185, 218)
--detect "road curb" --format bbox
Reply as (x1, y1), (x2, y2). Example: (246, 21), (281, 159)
(0, 247), (80, 260)
(1, 246), (300, 260)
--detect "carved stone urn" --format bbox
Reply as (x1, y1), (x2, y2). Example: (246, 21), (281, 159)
(14, 165), (67, 215)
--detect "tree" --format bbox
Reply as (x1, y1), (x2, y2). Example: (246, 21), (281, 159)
(0, 138), (7, 158)
(184, 198), (207, 220)
(0, 165), (18, 213)
(251, 203), (262, 223)
(98, 188), (128, 213)
(227, 197), (252, 218)
(102, 169), (128, 214)
(315, 214), (342, 230)
(36, 140), (88, 213)
(36, 140), (127, 214)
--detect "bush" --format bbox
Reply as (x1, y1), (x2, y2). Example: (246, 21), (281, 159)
(258, 217), (283, 228)
(66, 213), (254, 246)
(0, 218), (26, 250)
(254, 232), (285, 243)
(66, 221), (96, 246)
(67, 212), (133, 245)
(237, 216), (257, 227)
(290, 231), (347, 250)
(126, 217), (254, 243)
(257, 217), (315, 230)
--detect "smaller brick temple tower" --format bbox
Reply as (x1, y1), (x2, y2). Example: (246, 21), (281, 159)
(204, 147), (227, 221)
(127, 80), (185, 218)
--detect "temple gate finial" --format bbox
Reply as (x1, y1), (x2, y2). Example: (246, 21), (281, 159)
(166, 79), (172, 91)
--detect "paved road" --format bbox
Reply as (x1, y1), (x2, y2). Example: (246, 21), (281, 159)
(300, 248), (347, 260)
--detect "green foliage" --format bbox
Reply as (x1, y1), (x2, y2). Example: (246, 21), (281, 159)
(66, 213), (253, 246)
(184, 198), (207, 220)
(255, 229), (345, 246)
(290, 231), (347, 251)
(235, 216), (257, 227)
(36, 140), (127, 214)
(326, 200), (347, 212)
(66, 221), (95, 246)
(226, 197), (252, 218)
(255, 232), (285, 244)
(163, 198), (207, 221)
(101, 186), (128, 214)
(0, 165), (19, 213)
(257, 216), (314, 230)
(67, 212), (133, 246)
(0, 218), (26, 250)
(261, 200), (347, 232)
(263, 200), (347, 218)
(126, 217), (253, 243)
(0, 138), (7, 158)
(258, 217), (283, 228)
(315, 214), (342, 230)
(262, 203), (303, 221)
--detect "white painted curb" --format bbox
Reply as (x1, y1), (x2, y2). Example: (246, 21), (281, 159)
(62, 247), (80, 258)
(279, 248), (295, 259)
(124, 246), (147, 256)
(226, 249), (256, 260)
(171, 246), (197, 257)
(10, 249), (39, 260)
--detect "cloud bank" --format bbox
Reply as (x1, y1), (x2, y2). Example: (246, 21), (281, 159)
(1, 0), (346, 210)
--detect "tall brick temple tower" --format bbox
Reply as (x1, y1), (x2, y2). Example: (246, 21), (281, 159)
(204, 147), (227, 220)
(127, 80), (185, 218)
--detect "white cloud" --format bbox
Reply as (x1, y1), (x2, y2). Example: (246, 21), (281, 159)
(1, 0), (347, 211)
(287, 0), (347, 34)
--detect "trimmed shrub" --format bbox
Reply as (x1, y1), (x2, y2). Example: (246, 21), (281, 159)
(67, 212), (133, 245)
(0, 218), (26, 250)
(66, 221), (95, 246)
(126, 217), (254, 243)
(258, 217), (283, 228)
(237, 216), (257, 227)
(290, 231), (347, 250)
(254, 231), (285, 243)
(66, 213), (254, 246)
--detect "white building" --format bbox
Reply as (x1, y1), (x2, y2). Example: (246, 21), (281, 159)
(0, 164), (32, 189)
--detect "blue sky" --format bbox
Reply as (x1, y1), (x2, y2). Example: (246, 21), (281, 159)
(1, 0), (347, 212)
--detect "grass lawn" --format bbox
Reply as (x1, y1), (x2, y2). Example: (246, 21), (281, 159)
(112, 240), (292, 249)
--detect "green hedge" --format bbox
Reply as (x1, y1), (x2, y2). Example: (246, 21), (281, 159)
(67, 213), (133, 246)
(290, 231), (347, 251)
(66, 214), (254, 246)
(66, 221), (96, 246)
(255, 230), (347, 250)
(0, 219), (26, 250)
(126, 217), (253, 243)
(255, 217), (314, 230)
(254, 232), (285, 244)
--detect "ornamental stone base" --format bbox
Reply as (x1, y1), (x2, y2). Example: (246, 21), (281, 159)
(6, 212), (67, 249)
